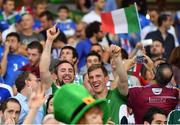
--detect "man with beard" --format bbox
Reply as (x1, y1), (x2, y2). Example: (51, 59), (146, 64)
(0, 32), (28, 86)
(40, 26), (75, 91)
(128, 63), (179, 124)
(150, 40), (165, 61)
(82, 0), (105, 24)
(76, 21), (104, 71)
(145, 14), (175, 59)
(21, 41), (43, 78)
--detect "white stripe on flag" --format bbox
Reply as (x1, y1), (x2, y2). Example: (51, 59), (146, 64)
(111, 9), (128, 34)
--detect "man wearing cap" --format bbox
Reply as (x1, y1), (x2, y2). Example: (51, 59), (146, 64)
(87, 45), (128, 124)
(53, 84), (109, 124)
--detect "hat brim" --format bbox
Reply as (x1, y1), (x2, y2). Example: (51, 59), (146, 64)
(71, 98), (109, 124)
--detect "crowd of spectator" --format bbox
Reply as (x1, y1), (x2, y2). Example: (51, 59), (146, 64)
(0, 0), (179, 124)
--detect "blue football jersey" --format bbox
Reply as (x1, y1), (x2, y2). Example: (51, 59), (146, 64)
(3, 54), (29, 86)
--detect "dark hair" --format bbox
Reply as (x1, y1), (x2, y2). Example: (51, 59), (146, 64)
(75, 0), (91, 10)
(143, 107), (166, 124)
(33, 0), (46, 9)
(121, 48), (128, 59)
(158, 14), (170, 26)
(88, 64), (108, 77)
(168, 46), (180, 69)
(91, 43), (104, 51)
(46, 95), (53, 114)
(39, 10), (54, 21)
(86, 51), (101, 62)
(58, 5), (69, 12)
(85, 21), (101, 38)
(3, 0), (14, 4)
(55, 60), (75, 75)
(152, 40), (164, 47)
(54, 31), (67, 44)
(60, 46), (78, 62)
(6, 32), (20, 42)
(15, 71), (30, 93)
(0, 98), (21, 113)
(27, 41), (43, 54)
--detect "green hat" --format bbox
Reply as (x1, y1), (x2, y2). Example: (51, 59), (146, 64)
(53, 84), (109, 124)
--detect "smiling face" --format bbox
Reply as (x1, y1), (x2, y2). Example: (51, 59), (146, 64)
(88, 68), (108, 94)
(56, 62), (75, 84)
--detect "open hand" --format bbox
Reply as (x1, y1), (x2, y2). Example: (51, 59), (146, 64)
(28, 83), (45, 109)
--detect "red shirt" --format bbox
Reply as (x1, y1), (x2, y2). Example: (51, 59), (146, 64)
(128, 84), (179, 124)
(21, 64), (40, 78)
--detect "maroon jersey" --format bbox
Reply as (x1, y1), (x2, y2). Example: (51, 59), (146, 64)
(21, 64), (40, 78)
(128, 84), (179, 124)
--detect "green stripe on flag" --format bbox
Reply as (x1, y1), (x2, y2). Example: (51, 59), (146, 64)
(124, 5), (140, 33)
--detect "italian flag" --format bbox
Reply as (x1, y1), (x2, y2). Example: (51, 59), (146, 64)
(101, 4), (140, 34)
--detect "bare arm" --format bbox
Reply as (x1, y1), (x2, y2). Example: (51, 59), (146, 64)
(39, 27), (60, 90)
(110, 45), (128, 96)
(0, 42), (10, 76)
(129, 42), (143, 59)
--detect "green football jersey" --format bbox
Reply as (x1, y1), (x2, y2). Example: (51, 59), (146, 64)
(106, 88), (127, 124)
(168, 109), (180, 124)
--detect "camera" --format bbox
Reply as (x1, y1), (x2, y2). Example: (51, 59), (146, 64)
(136, 55), (145, 64)
(136, 50), (144, 64)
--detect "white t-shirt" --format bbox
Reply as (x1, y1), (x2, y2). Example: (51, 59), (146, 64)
(82, 11), (101, 24)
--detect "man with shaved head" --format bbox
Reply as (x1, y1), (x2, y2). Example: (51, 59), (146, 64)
(18, 13), (44, 45)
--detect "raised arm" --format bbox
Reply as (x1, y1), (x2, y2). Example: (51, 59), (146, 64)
(129, 42), (143, 59)
(0, 41), (10, 76)
(23, 84), (45, 124)
(110, 45), (128, 96)
(39, 26), (59, 90)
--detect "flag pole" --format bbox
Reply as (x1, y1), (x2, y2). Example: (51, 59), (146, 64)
(134, 2), (142, 41)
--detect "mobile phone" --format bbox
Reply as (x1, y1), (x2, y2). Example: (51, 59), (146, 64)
(136, 55), (145, 64)
(136, 50), (144, 64)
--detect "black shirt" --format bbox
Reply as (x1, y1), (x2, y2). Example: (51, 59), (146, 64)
(145, 29), (175, 59)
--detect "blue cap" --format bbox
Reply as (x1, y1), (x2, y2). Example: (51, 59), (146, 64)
(15, 14), (22, 23)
